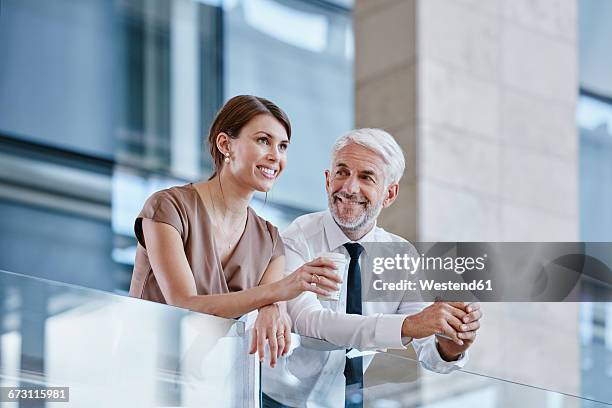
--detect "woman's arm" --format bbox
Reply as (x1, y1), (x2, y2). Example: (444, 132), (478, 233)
(259, 253), (286, 285)
(143, 219), (342, 318)
(250, 255), (292, 365)
(144, 218), (343, 366)
(143, 219), (284, 318)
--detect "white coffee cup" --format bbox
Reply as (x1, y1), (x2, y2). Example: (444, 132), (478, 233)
(316, 252), (348, 301)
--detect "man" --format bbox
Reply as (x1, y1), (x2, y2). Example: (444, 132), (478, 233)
(264, 128), (482, 407)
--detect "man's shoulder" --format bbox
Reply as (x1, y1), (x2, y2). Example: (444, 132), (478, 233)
(373, 225), (409, 244)
(372, 226), (421, 255)
(282, 210), (328, 243)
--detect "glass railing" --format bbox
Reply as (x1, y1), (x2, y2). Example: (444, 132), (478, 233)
(410, 301), (612, 406)
(0, 269), (255, 407)
(2, 268), (611, 407)
(261, 334), (612, 407)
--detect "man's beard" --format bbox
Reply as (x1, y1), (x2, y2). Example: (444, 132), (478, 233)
(328, 191), (383, 232)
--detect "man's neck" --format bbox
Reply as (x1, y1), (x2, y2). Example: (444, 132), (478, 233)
(338, 221), (376, 242)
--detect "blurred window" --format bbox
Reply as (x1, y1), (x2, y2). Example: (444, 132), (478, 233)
(0, 0), (354, 288)
(224, 0), (353, 211)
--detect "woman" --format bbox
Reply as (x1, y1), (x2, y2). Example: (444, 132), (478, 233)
(129, 95), (341, 368)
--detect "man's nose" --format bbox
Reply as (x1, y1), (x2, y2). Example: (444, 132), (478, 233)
(342, 175), (360, 194)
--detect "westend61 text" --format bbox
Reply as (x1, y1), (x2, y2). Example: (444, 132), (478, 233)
(372, 279), (493, 291)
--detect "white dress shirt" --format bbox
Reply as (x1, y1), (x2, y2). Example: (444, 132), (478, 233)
(261, 211), (468, 406)
(283, 210), (467, 374)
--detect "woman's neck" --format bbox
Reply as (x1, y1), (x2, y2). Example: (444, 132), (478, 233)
(202, 171), (252, 219)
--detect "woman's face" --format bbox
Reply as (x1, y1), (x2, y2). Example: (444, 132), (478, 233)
(224, 114), (289, 192)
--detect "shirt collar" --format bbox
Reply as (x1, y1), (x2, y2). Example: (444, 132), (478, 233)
(323, 210), (378, 253)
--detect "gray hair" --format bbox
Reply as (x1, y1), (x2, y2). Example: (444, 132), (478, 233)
(330, 128), (406, 185)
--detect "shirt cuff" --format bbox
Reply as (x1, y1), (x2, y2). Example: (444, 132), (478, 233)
(373, 314), (409, 349)
(427, 337), (469, 373)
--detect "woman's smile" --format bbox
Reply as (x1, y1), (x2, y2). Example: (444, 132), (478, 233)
(256, 165), (279, 179)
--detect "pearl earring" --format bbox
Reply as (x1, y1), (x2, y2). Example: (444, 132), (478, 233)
(224, 152), (230, 163)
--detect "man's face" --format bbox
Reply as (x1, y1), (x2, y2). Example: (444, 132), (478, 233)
(325, 143), (397, 232)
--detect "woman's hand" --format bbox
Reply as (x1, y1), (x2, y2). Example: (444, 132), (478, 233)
(249, 303), (292, 368)
(275, 303), (292, 357)
(273, 257), (343, 301)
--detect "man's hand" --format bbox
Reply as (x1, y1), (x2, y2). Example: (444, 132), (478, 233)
(436, 302), (483, 361)
(401, 301), (468, 345)
(249, 303), (292, 368)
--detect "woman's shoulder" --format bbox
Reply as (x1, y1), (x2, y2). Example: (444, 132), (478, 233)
(138, 184), (202, 229)
(158, 183), (195, 198)
(246, 207), (284, 258)
(136, 184), (195, 244)
(247, 207), (280, 239)
(144, 183), (196, 207)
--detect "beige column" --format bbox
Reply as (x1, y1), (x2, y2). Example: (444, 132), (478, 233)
(355, 0), (419, 242)
(355, 0), (580, 402)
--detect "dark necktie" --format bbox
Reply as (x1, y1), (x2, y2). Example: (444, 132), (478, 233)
(344, 243), (364, 315)
(343, 242), (364, 407)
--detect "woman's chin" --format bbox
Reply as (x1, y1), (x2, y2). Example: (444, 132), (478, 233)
(255, 183), (274, 193)
(250, 179), (275, 193)
(252, 174), (279, 192)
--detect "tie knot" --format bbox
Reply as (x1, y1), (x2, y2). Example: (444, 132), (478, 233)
(343, 242), (364, 260)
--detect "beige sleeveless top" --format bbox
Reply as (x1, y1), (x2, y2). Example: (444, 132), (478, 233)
(129, 183), (285, 304)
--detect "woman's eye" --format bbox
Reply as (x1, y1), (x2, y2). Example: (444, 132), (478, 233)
(258, 137), (269, 145)
(279, 144), (288, 151)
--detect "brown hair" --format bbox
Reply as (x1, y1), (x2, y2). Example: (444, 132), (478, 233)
(207, 95), (291, 179)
